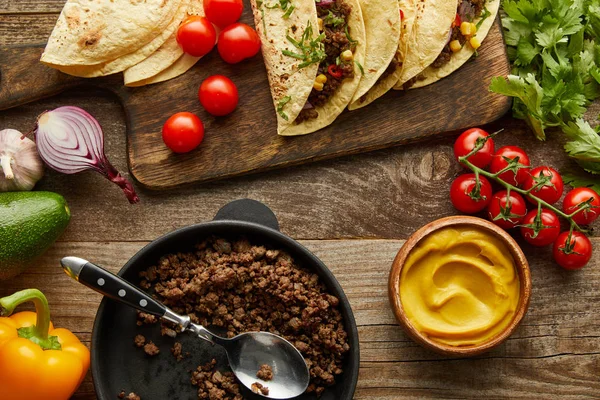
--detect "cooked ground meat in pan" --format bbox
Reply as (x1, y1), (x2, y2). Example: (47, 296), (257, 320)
(137, 236), (350, 397)
(191, 359), (244, 400)
(256, 364), (273, 381)
(143, 341), (160, 356)
(134, 334), (146, 348)
(171, 341), (184, 361)
(118, 391), (141, 400)
(251, 382), (269, 396)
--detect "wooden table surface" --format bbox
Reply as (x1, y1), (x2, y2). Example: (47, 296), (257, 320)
(1, 2), (599, 399)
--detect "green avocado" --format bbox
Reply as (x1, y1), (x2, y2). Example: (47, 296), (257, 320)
(0, 191), (70, 280)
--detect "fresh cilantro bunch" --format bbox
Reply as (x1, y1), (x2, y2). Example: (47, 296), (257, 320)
(490, 0), (600, 180)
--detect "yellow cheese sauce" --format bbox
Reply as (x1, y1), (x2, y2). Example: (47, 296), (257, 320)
(399, 227), (520, 347)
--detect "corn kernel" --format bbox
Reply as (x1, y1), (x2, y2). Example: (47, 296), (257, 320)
(313, 81), (324, 91)
(316, 74), (328, 84)
(449, 40), (462, 53)
(469, 37), (481, 50)
(317, 18), (324, 31)
(460, 21), (472, 36)
(340, 49), (353, 61)
(470, 22), (478, 34)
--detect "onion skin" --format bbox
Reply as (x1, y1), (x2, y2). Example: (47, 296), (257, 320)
(34, 106), (140, 204)
(0, 129), (44, 192)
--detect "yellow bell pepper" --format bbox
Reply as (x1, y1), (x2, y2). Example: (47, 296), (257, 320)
(0, 289), (90, 400)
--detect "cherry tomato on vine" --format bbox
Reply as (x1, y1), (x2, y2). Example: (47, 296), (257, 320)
(489, 145), (530, 186)
(487, 190), (527, 229)
(218, 23), (261, 64)
(519, 209), (560, 247)
(553, 231), (593, 270)
(162, 112), (205, 153)
(204, 0), (243, 28)
(523, 166), (564, 205)
(563, 187), (600, 225)
(450, 174), (492, 214)
(199, 75), (239, 116)
(176, 16), (217, 57)
(453, 128), (495, 169)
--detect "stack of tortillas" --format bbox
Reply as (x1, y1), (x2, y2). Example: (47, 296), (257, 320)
(41, 0), (203, 86)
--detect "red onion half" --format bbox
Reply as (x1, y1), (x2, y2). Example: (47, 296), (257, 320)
(34, 106), (140, 204)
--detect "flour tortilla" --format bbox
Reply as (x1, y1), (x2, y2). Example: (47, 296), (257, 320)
(124, 1), (204, 86)
(250, 0), (321, 133)
(349, 0), (401, 105)
(348, 0), (415, 110)
(126, 54), (201, 87)
(41, 0), (182, 66)
(393, 0), (456, 90)
(279, 0), (366, 136)
(46, 0), (190, 78)
(411, 0), (500, 88)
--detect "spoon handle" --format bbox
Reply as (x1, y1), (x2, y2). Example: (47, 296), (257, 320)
(60, 256), (166, 317)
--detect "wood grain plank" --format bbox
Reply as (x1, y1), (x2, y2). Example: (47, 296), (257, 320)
(0, 0), (64, 14)
(0, 14), (56, 45)
(0, 90), (586, 242)
(0, 239), (598, 399)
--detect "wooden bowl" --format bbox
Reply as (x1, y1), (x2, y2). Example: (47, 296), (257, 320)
(388, 216), (531, 356)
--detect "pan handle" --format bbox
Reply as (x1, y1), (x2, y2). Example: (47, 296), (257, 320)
(60, 256), (167, 317)
(213, 199), (280, 231)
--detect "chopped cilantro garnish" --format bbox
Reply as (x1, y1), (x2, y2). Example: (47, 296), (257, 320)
(355, 60), (364, 75)
(283, 22), (326, 68)
(282, 50), (305, 59)
(324, 10), (345, 28)
(344, 25), (357, 45)
(476, 6), (491, 30)
(266, 0), (295, 18)
(277, 96), (292, 120)
(283, 4), (295, 18)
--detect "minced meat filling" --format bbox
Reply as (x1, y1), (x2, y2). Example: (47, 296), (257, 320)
(296, 0), (355, 124)
(431, 0), (485, 69)
(137, 236), (350, 397)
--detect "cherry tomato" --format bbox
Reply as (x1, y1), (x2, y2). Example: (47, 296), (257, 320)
(523, 166), (564, 205)
(553, 231), (593, 270)
(519, 209), (560, 247)
(489, 145), (530, 186)
(198, 75), (239, 116)
(563, 187), (600, 225)
(176, 16), (217, 57)
(218, 23), (261, 64)
(487, 190), (527, 229)
(162, 112), (205, 153)
(203, 0), (243, 28)
(450, 174), (493, 214)
(453, 128), (495, 169)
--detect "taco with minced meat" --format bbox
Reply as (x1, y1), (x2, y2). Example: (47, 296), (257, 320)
(401, 0), (500, 89)
(250, 0), (366, 136)
(349, 0), (455, 109)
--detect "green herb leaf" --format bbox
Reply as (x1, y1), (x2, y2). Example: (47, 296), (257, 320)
(277, 96), (292, 121)
(355, 60), (364, 75)
(476, 6), (492, 30)
(282, 21), (326, 68)
(563, 119), (600, 162)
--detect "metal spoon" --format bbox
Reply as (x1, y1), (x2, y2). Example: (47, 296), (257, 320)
(60, 256), (310, 399)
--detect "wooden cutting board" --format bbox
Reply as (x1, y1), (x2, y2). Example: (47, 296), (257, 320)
(0, 13), (511, 190)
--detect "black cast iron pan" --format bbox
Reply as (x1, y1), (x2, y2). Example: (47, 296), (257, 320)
(91, 199), (360, 400)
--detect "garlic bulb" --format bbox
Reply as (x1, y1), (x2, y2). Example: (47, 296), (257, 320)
(0, 129), (44, 191)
